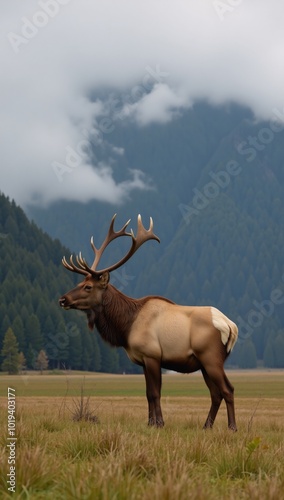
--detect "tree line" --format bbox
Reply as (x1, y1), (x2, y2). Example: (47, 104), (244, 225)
(0, 193), (140, 374)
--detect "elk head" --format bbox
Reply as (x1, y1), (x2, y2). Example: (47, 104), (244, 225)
(59, 214), (160, 326)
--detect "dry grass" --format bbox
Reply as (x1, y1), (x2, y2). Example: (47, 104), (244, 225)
(0, 372), (284, 499)
(59, 380), (100, 423)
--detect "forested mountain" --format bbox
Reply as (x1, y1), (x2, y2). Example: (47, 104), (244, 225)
(0, 105), (282, 371)
(0, 193), (139, 373)
(28, 102), (284, 368)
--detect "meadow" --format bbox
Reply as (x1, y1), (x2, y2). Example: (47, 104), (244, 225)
(0, 370), (284, 499)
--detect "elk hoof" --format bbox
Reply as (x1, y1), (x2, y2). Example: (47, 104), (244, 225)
(203, 419), (214, 429)
(148, 418), (164, 427)
(155, 419), (164, 428)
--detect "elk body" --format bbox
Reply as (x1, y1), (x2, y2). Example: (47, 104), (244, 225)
(59, 215), (238, 430)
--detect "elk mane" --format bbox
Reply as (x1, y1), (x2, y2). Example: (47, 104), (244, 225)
(93, 285), (148, 347)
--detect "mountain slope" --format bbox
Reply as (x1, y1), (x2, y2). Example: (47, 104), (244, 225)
(0, 193), (136, 373)
(27, 103), (284, 368)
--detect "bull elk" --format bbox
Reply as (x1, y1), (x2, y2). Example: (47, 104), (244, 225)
(59, 214), (238, 430)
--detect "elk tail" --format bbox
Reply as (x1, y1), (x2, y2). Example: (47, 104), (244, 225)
(211, 307), (238, 353)
(226, 321), (238, 353)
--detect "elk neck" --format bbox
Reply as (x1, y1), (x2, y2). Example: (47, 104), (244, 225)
(92, 284), (148, 348)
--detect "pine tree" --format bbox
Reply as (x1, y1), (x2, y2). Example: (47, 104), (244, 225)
(18, 351), (27, 372)
(1, 327), (19, 374)
(100, 342), (119, 373)
(26, 343), (37, 369)
(12, 316), (25, 352)
(239, 339), (257, 369)
(90, 335), (101, 372)
(273, 334), (284, 368)
(36, 350), (49, 374)
(263, 340), (274, 368)
(52, 321), (69, 369)
(25, 314), (43, 352)
(68, 331), (82, 370)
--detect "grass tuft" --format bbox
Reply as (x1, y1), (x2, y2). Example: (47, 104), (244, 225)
(60, 378), (100, 423)
(70, 392), (99, 423)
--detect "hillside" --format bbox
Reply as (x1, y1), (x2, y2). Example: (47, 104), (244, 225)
(0, 193), (136, 373)
(28, 103), (284, 368)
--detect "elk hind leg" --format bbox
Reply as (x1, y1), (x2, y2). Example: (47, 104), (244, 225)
(201, 367), (223, 429)
(202, 364), (237, 431)
(223, 372), (237, 431)
(143, 357), (164, 427)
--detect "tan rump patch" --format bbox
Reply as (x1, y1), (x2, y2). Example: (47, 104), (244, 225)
(210, 307), (238, 353)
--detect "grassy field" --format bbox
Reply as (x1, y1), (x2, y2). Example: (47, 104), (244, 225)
(0, 370), (284, 499)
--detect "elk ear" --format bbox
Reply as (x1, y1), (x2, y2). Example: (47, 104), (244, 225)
(98, 271), (110, 288)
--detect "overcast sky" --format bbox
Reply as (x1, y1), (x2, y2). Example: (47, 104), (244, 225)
(1, 0), (284, 208)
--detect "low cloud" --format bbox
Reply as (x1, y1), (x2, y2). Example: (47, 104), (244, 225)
(123, 84), (190, 126)
(1, 0), (284, 207)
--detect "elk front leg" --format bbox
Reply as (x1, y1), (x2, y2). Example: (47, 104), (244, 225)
(143, 357), (164, 427)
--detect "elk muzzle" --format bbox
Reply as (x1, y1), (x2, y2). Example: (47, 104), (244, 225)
(59, 296), (71, 309)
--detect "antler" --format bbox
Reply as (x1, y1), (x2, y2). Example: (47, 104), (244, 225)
(62, 254), (90, 276)
(62, 214), (160, 277)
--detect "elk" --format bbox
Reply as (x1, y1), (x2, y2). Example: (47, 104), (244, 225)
(59, 214), (238, 430)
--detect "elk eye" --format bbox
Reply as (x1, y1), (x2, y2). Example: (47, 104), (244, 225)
(84, 285), (92, 291)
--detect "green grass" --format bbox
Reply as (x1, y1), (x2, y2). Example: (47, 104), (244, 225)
(0, 369), (283, 398)
(0, 371), (284, 499)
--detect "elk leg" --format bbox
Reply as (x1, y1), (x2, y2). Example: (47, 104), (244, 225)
(201, 367), (223, 429)
(143, 357), (164, 427)
(223, 372), (237, 431)
(202, 365), (237, 431)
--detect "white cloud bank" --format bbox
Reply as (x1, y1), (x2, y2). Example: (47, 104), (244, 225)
(1, 0), (284, 207)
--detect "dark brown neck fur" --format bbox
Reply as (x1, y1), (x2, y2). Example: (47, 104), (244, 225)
(90, 285), (175, 348)
(93, 285), (148, 348)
